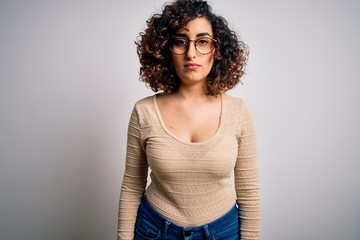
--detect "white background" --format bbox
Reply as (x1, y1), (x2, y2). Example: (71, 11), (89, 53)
(0, 0), (359, 239)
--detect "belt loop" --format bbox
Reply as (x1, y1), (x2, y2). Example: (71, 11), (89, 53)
(163, 220), (170, 238)
(203, 225), (212, 240)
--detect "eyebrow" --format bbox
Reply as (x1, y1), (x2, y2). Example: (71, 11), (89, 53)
(174, 32), (212, 38)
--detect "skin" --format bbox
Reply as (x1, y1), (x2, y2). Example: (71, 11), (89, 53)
(156, 17), (221, 143)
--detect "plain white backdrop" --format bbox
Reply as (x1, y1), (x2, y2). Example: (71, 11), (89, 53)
(0, 0), (359, 239)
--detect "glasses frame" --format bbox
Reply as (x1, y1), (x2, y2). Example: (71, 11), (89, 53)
(170, 36), (217, 55)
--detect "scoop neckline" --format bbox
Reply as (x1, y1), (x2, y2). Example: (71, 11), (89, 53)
(152, 93), (224, 146)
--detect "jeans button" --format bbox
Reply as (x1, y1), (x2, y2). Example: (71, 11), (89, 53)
(184, 230), (194, 237)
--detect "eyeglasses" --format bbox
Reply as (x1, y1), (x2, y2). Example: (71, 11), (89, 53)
(170, 36), (217, 55)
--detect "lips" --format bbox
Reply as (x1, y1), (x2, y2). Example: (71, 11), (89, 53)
(184, 63), (201, 69)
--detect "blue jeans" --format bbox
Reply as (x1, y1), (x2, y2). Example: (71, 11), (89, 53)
(134, 196), (240, 240)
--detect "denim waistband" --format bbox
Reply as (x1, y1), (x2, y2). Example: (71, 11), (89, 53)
(139, 195), (238, 234)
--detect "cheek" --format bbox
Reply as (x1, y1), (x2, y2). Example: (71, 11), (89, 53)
(171, 55), (181, 71)
(206, 50), (215, 65)
(206, 56), (215, 70)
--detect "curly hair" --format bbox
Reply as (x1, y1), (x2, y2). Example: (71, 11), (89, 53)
(136, 0), (249, 95)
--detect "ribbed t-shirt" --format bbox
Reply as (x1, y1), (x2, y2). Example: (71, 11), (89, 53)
(118, 93), (260, 239)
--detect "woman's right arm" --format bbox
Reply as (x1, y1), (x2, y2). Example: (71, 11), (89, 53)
(118, 105), (148, 240)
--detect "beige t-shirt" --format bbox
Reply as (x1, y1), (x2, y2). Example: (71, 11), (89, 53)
(118, 93), (260, 240)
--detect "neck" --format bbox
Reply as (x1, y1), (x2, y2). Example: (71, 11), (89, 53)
(173, 88), (221, 105)
(176, 83), (208, 98)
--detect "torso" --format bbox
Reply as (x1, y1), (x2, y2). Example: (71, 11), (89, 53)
(155, 93), (222, 143)
(136, 93), (244, 226)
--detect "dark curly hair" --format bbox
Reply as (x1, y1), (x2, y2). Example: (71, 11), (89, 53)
(136, 0), (249, 95)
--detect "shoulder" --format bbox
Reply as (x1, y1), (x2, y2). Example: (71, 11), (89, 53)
(131, 95), (156, 115)
(222, 93), (254, 122)
(133, 95), (155, 108)
(223, 93), (249, 110)
(131, 94), (158, 123)
(222, 94), (255, 135)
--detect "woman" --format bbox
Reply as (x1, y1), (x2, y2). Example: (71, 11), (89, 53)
(118, 0), (260, 239)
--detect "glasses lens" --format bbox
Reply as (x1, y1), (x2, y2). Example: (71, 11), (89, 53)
(171, 38), (188, 55)
(195, 37), (215, 54)
(171, 37), (215, 55)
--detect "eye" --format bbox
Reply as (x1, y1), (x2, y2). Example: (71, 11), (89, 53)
(173, 38), (188, 46)
(196, 38), (211, 46)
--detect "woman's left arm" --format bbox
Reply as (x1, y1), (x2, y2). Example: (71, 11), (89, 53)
(234, 101), (260, 240)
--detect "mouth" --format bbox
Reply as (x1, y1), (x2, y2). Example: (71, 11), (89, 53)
(184, 63), (201, 70)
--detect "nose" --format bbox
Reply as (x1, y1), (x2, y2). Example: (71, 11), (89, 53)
(186, 40), (197, 58)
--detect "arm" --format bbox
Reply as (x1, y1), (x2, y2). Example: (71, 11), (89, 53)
(234, 102), (260, 240)
(118, 106), (148, 240)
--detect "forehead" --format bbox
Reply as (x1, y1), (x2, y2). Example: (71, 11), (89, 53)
(177, 17), (213, 36)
